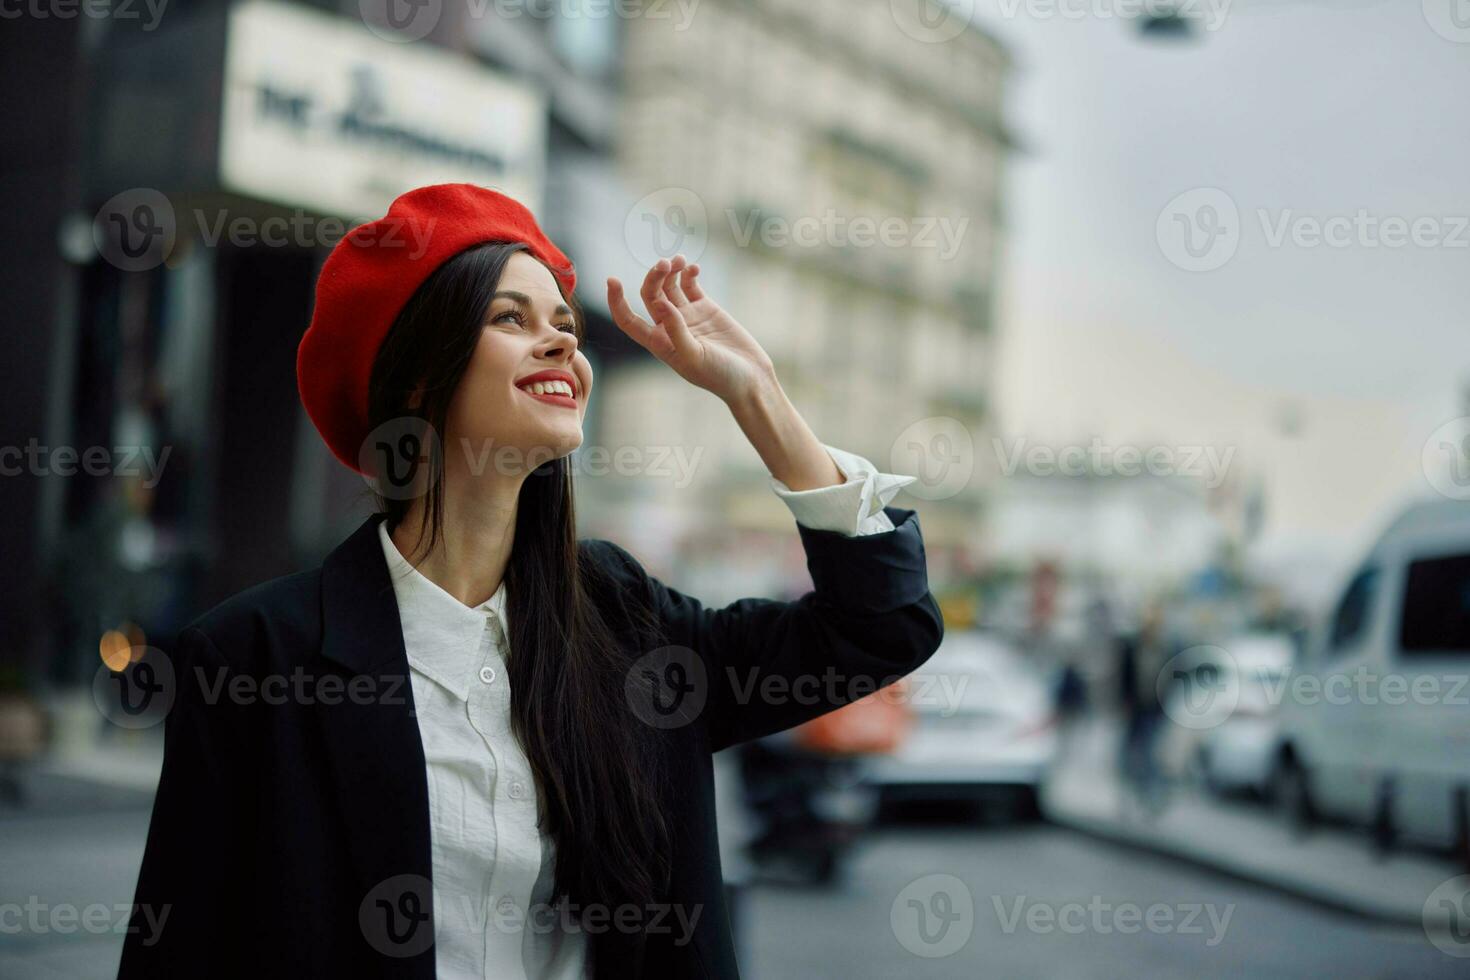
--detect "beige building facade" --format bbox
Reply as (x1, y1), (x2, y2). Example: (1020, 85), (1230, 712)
(594, 0), (1011, 581)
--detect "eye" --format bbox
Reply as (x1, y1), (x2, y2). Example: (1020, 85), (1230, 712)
(492, 310), (575, 336)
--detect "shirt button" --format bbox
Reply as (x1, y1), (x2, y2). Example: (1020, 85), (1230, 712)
(510, 780), (527, 800)
(478, 665), (497, 685)
(497, 897), (517, 916)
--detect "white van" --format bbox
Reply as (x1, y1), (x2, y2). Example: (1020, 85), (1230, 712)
(1273, 498), (1470, 853)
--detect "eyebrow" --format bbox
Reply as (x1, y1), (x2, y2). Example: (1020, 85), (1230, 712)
(492, 290), (573, 319)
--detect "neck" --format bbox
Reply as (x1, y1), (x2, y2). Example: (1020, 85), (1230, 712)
(389, 462), (525, 609)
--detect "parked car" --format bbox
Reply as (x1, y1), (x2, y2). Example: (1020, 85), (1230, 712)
(1193, 632), (1296, 797)
(1273, 498), (1470, 856)
(867, 630), (1058, 815)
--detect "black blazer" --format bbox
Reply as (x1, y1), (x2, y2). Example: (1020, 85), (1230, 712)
(118, 505), (943, 979)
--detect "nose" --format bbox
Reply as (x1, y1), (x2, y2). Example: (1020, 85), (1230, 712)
(535, 327), (578, 363)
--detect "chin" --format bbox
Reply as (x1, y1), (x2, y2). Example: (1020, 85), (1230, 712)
(533, 426), (583, 461)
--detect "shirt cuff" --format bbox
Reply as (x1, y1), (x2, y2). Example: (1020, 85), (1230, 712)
(769, 443), (917, 537)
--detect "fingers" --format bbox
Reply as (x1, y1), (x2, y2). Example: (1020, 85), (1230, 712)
(638, 259), (670, 319)
(606, 276), (660, 352)
(649, 288), (695, 359)
(661, 254), (690, 307)
(640, 256), (694, 312)
(624, 258), (701, 367)
(651, 258), (697, 355)
(679, 262), (706, 303)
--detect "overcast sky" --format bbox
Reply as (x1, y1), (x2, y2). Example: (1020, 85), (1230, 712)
(974, 0), (1470, 575)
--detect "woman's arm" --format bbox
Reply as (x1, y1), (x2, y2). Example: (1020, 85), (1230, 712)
(724, 376), (844, 493)
(603, 254), (945, 751)
(770, 442), (916, 537)
(596, 506), (942, 753)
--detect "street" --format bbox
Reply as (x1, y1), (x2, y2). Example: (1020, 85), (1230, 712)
(3, 796), (1461, 979)
(738, 818), (1460, 979)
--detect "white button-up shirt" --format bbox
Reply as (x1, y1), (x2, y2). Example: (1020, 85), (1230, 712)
(377, 444), (913, 979)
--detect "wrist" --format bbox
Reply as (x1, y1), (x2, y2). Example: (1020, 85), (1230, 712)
(724, 372), (786, 423)
(725, 378), (843, 491)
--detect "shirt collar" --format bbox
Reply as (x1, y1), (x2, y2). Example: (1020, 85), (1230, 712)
(377, 518), (509, 702)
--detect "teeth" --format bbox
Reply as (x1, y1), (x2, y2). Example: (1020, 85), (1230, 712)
(523, 379), (574, 397)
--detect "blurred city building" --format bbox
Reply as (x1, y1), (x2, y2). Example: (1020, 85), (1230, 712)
(2, 0), (1006, 695)
(597, 0), (1013, 599)
(987, 469), (1242, 597)
(0, 0), (662, 699)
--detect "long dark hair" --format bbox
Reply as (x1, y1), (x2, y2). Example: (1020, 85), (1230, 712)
(365, 241), (672, 918)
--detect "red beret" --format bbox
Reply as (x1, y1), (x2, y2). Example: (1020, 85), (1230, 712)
(297, 183), (575, 476)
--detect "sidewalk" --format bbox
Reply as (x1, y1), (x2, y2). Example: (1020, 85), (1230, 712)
(40, 732), (163, 792)
(0, 722), (162, 978)
(1, 731), (161, 819)
(1041, 716), (1464, 928)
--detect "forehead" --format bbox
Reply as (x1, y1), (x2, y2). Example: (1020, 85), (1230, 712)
(495, 251), (565, 303)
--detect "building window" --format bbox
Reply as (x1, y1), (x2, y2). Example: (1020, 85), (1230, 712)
(551, 2), (619, 77)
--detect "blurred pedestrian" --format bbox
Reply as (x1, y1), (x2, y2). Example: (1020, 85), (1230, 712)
(1054, 659), (1087, 720)
(1116, 601), (1170, 814)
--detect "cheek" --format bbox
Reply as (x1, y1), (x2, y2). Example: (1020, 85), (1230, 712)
(449, 340), (518, 424)
(467, 334), (521, 390)
(575, 357), (595, 405)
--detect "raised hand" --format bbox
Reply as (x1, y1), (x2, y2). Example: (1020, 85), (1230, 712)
(607, 254), (776, 405)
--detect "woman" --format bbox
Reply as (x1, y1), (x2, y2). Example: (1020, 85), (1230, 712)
(118, 184), (943, 979)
